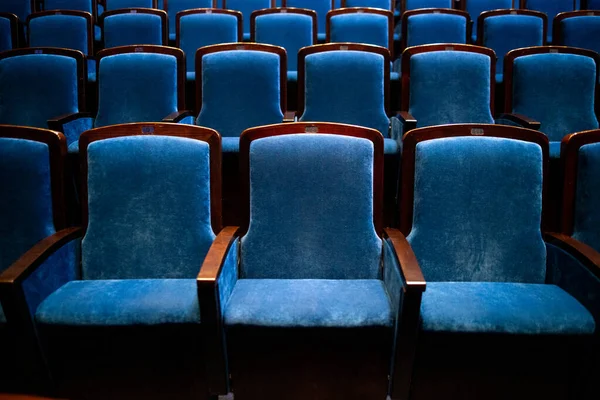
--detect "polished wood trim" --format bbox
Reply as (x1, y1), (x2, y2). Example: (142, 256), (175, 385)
(164, 0), (217, 13)
(476, 9), (547, 47)
(194, 42), (288, 116)
(197, 226), (240, 282)
(27, 10), (94, 56)
(326, 8), (394, 57)
(251, 7), (318, 45)
(559, 129), (600, 235)
(99, 8), (169, 46)
(383, 228), (425, 291)
(79, 123), (222, 233)
(96, 44), (187, 110)
(496, 112), (541, 130)
(297, 43), (391, 117)
(553, 10), (600, 46)
(0, 12), (20, 49)
(238, 122), (385, 236)
(400, 124), (549, 235)
(544, 232), (600, 280)
(400, 44), (496, 116)
(400, 0), (456, 14)
(503, 46), (600, 115)
(0, 125), (68, 231)
(176, 8), (243, 48)
(341, 0), (395, 12)
(401, 8), (470, 52)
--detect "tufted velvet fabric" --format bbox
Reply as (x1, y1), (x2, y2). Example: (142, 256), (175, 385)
(29, 15), (90, 55)
(466, 0), (513, 42)
(408, 51), (494, 127)
(167, 0), (213, 41)
(481, 15), (544, 83)
(0, 0), (32, 21)
(560, 16), (600, 55)
(344, 0), (392, 8)
(255, 13), (314, 73)
(82, 136), (215, 279)
(95, 53), (178, 128)
(44, 0), (94, 13)
(241, 134), (382, 279)
(104, 0), (154, 11)
(36, 279), (200, 325)
(523, 0), (574, 42)
(180, 13), (239, 80)
(407, 137), (546, 283)
(196, 50), (283, 144)
(0, 138), (55, 273)
(511, 53), (599, 146)
(285, 0), (331, 41)
(0, 54), (79, 128)
(421, 282), (595, 334)
(300, 51), (391, 142)
(572, 143), (600, 252)
(406, 13), (467, 48)
(103, 13), (164, 48)
(329, 13), (389, 50)
(0, 17), (12, 52)
(225, 0), (271, 40)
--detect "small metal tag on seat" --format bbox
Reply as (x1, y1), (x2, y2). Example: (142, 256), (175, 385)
(510, 10), (517, 15)
(237, 45), (245, 50)
(135, 47), (144, 52)
(305, 126), (319, 133)
(281, 9), (287, 13)
(588, 12), (595, 16)
(470, 128), (484, 136)
(550, 49), (559, 53)
(433, 10), (440, 13)
(445, 46), (454, 51)
(207, 9), (212, 13)
(131, 10), (137, 13)
(340, 45), (348, 50)
(142, 126), (155, 134)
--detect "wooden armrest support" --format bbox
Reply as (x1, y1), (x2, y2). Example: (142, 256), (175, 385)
(0, 227), (83, 285)
(497, 113), (541, 130)
(283, 111), (296, 123)
(163, 110), (195, 123)
(197, 226), (240, 283)
(384, 228), (426, 293)
(544, 232), (600, 280)
(47, 112), (94, 131)
(396, 111), (417, 133)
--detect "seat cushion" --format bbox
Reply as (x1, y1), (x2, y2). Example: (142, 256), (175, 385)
(287, 71), (297, 82)
(550, 141), (561, 160)
(36, 279), (200, 326)
(224, 279), (394, 328)
(222, 137), (239, 153)
(421, 282), (595, 335)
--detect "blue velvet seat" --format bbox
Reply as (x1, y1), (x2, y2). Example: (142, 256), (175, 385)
(463, 0), (514, 42)
(100, 8), (168, 48)
(585, 0), (600, 8)
(400, 8), (469, 52)
(342, 0), (394, 10)
(199, 122), (412, 399)
(43, 0), (101, 43)
(283, 0), (333, 41)
(392, 123), (599, 400)
(223, 0), (272, 41)
(177, 9), (242, 82)
(519, 0), (575, 43)
(477, 9), (546, 83)
(395, 0), (454, 41)
(165, 0), (214, 42)
(0, 12), (19, 51)
(193, 43), (287, 153)
(104, 0), (158, 10)
(554, 10), (600, 55)
(0, 0), (34, 23)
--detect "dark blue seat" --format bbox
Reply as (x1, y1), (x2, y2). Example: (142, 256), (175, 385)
(0, 12), (19, 51)
(223, 0), (272, 41)
(100, 8), (168, 48)
(43, 0), (101, 43)
(103, 0), (157, 11)
(463, 0), (514, 42)
(554, 10), (600, 56)
(0, 0), (34, 23)
(164, 0), (214, 42)
(395, 0), (454, 41)
(283, 0), (333, 41)
(520, 0), (575, 43)
(400, 8), (469, 52)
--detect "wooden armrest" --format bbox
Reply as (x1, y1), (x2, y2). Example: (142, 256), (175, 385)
(163, 110), (195, 123)
(497, 113), (541, 130)
(544, 232), (600, 280)
(396, 111), (417, 133)
(197, 226), (240, 283)
(0, 227), (83, 285)
(283, 111), (296, 123)
(47, 112), (94, 131)
(384, 228), (426, 293)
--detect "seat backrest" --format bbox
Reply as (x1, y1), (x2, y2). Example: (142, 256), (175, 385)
(0, 0), (33, 22)
(0, 126), (66, 272)
(0, 48), (85, 128)
(402, 9), (469, 50)
(44, 0), (95, 15)
(28, 11), (93, 56)
(195, 43), (286, 138)
(402, 44), (495, 127)
(298, 44), (391, 138)
(327, 8), (393, 56)
(283, 0), (333, 37)
(478, 10), (545, 81)
(402, 124), (548, 283)
(165, 0), (214, 39)
(178, 9), (242, 77)
(239, 123), (383, 279)
(252, 8), (317, 72)
(554, 11), (600, 55)
(464, 0), (513, 41)
(224, 0), (273, 38)
(0, 13), (19, 51)
(505, 47), (599, 142)
(95, 45), (184, 127)
(586, 0), (600, 8)
(520, 0), (574, 42)
(101, 8), (167, 48)
(342, 0), (393, 9)
(402, 0), (452, 13)
(79, 123), (221, 280)
(104, 0), (157, 10)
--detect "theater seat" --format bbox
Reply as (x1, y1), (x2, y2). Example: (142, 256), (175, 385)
(165, 0), (214, 42)
(103, 0), (157, 11)
(223, 0), (272, 41)
(100, 8), (168, 48)
(519, 0), (575, 43)
(0, 12), (18, 51)
(283, 0), (332, 41)
(554, 10), (600, 56)
(401, 8), (469, 52)
(463, 0), (513, 43)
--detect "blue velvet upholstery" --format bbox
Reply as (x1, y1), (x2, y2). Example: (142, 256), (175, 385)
(407, 137), (546, 283)
(36, 279), (200, 325)
(405, 13), (467, 48)
(95, 53), (178, 128)
(465, 0), (513, 42)
(421, 282), (595, 334)
(87, 58), (96, 82)
(103, 13), (164, 48)
(511, 53), (598, 144)
(167, 0), (213, 42)
(241, 134), (382, 279)
(559, 16), (600, 55)
(82, 136), (215, 279)
(224, 279), (394, 327)
(0, 54), (79, 128)
(255, 13), (314, 73)
(405, 0), (452, 9)
(64, 117), (94, 151)
(572, 143), (600, 252)
(225, 0), (271, 40)
(29, 14), (90, 55)
(344, 0), (392, 8)
(44, 0), (94, 13)
(408, 50), (494, 127)
(300, 51), (392, 145)
(329, 13), (390, 50)
(179, 13), (239, 81)
(104, 0), (154, 11)
(523, 0), (574, 42)
(285, 0), (332, 41)
(196, 50), (283, 146)
(218, 239), (239, 316)
(0, 0), (32, 21)
(481, 15), (544, 83)
(383, 238), (402, 316)
(0, 17), (13, 52)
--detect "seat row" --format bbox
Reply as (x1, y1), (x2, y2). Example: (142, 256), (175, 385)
(0, 121), (599, 400)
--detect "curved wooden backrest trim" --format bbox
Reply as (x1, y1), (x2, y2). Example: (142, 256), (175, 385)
(27, 10), (94, 56)
(553, 10), (600, 46)
(96, 44), (186, 110)
(401, 8), (470, 52)
(176, 8), (243, 47)
(238, 122), (384, 236)
(79, 122), (222, 233)
(0, 125), (68, 230)
(41, 0), (98, 22)
(250, 7), (318, 44)
(297, 42), (391, 117)
(400, 123), (550, 235)
(341, 0), (395, 12)
(99, 8), (169, 46)
(0, 12), (20, 49)
(477, 9), (547, 46)
(194, 42), (288, 116)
